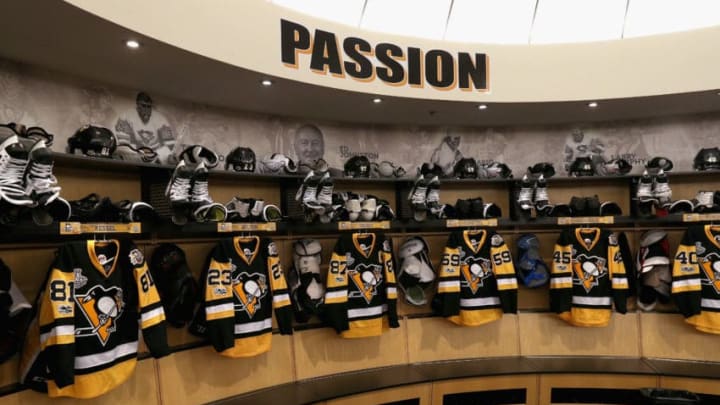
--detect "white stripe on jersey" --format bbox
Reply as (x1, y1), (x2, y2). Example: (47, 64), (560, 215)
(550, 277), (572, 287)
(672, 279), (701, 288)
(348, 304), (387, 319)
(40, 325), (74, 345)
(572, 296), (612, 306)
(386, 287), (397, 295)
(75, 341), (139, 370)
(141, 307), (164, 323)
(496, 279), (518, 287)
(325, 290), (347, 299)
(611, 278), (628, 287)
(460, 297), (501, 307)
(701, 298), (720, 309)
(438, 281), (460, 289)
(234, 318), (272, 335)
(206, 303), (234, 315)
(273, 293), (290, 304)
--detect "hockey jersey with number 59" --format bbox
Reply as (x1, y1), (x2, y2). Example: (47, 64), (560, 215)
(434, 229), (517, 326)
(20, 240), (169, 399)
(672, 225), (720, 334)
(551, 228), (628, 327)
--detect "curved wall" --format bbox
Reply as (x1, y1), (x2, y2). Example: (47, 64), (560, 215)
(66, 0), (720, 102)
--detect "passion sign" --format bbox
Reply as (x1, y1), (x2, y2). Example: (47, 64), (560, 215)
(280, 19), (489, 92)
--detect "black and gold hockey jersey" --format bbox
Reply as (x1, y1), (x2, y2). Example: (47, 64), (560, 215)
(20, 240), (169, 399)
(198, 236), (292, 357)
(672, 225), (720, 334)
(435, 229), (517, 326)
(324, 232), (399, 338)
(551, 228), (628, 327)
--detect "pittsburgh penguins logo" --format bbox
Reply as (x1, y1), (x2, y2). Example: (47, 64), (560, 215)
(573, 254), (607, 293)
(232, 272), (268, 318)
(700, 252), (720, 294)
(461, 257), (492, 294)
(348, 264), (383, 304)
(75, 285), (124, 346)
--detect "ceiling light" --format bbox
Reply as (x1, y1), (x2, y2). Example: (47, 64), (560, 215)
(372, 97), (383, 104)
(125, 40), (140, 49)
(588, 101), (598, 108)
(478, 104), (488, 110)
(261, 79), (273, 86)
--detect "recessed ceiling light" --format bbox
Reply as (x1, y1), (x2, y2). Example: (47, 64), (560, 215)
(372, 97), (382, 104)
(588, 101), (598, 108)
(125, 40), (140, 49)
(477, 104), (488, 110)
(261, 79), (273, 86)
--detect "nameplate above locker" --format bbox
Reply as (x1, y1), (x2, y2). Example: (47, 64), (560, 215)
(59, 222), (142, 235)
(446, 219), (498, 228)
(337, 221), (391, 230)
(682, 213), (720, 222)
(557, 216), (615, 225)
(216, 222), (277, 232)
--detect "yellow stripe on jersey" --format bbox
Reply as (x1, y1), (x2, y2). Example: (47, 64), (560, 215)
(673, 244), (700, 278)
(140, 314), (165, 330)
(206, 260), (233, 302)
(491, 245), (517, 291)
(381, 251), (396, 283)
(47, 358), (138, 399)
(326, 252), (348, 289)
(267, 256), (288, 291)
(134, 265), (163, 309)
(439, 247), (461, 278)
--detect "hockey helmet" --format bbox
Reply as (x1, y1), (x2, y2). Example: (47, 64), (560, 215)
(344, 155), (371, 178)
(453, 158), (478, 179)
(419, 162), (443, 177)
(260, 153), (297, 174)
(596, 159), (632, 176)
(178, 145), (219, 169)
(569, 157), (595, 176)
(481, 162), (513, 179)
(694, 147), (720, 171)
(225, 147), (256, 172)
(527, 162), (555, 179)
(149, 244), (198, 327)
(645, 156), (673, 173)
(67, 125), (117, 158)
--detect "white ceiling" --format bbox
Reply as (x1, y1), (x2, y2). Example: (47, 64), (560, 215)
(271, 0), (720, 44)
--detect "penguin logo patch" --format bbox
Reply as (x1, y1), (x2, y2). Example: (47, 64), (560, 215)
(75, 285), (125, 346)
(573, 254), (607, 293)
(700, 253), (720, 294)
(348, 264), (383, 304)
(232, 272), (268, 318)
(461, 257), (492, 294)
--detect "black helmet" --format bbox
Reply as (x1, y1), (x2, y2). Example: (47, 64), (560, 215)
(569, 157), (594, 176)
(694, 148), (720, 171)
(419, 162), (443, 177)
(67, 125), (117, 158)
(645, 156), (673, 173)
(344, 155), (371, 178)
(149, 244), (198, 328)
(225, 147), (256, 172)
(481, 162), (513, 179)
(453, 158), (478, 179)
(527, 162), (556, 178)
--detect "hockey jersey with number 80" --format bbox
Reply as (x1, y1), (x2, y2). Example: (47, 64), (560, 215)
(434, 229), (517, 326)
(20, 240), (169, 399)
(551, 228), (628, 327)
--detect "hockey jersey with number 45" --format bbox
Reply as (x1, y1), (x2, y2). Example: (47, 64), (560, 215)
(20, 240), (169, 399)
(324, 232), (399, 338)
(551, 228), (628, 327)
(672, 225), (720, 334)
(192, 236), (293, 357)
(434, 229), (517, 326)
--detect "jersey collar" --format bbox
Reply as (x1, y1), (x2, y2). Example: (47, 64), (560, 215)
(353, 233), (376, 259)
(86, 239), (120, 277)
(575, 227), (601, 251)
(233, 236), (260, 265)
(463, 229), (487, 254)
(705, 225), (720, 250)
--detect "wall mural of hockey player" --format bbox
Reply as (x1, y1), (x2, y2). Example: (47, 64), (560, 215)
(293, 123), (343, 176)
(430, 133), (463, 176)
(115, 92), (176, 164)
(563, 128), (608, 172)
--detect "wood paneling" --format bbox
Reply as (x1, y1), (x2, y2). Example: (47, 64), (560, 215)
(640, 312), (720, 362)
(1, 359), (159, 405)
(156, 335), (294, 405)
(406, 316), (520, 363)
(660, 376), (720, 396)
(538, 373), (658, 405)
(55, 166), (140, 201)
(1, 248), (57, 308)
(440, 183), (509, 216)
(432, 375), (538, 405)
(0, 356), (19, 389)
(518, 313), (640, 357)
(326, 383), (432, 405)
(293, 324), (408, 380)
(209, 178), (280, 208)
